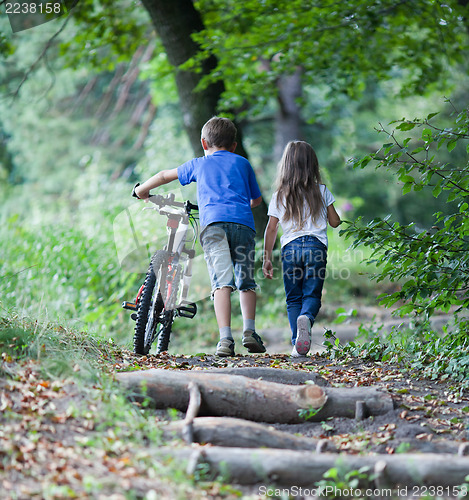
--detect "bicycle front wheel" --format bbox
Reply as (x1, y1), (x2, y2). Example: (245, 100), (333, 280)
(155, 264), (181, 353)
(134, 250), (168, 355)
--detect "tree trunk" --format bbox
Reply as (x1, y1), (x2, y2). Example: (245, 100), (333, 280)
(139, 0), (224, 157)
(117, 369), (394, 423)
(139, 0), (268, 234)
(168, 446), (469, 489)
(274, 69), (303, 162)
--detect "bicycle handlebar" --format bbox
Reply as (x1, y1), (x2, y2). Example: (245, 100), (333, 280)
(132, 183), (198, 212)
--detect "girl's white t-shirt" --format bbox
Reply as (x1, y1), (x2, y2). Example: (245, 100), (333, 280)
(267, 184), (335, 248)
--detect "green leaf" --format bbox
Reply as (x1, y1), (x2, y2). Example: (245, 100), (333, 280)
(400, 174), (414, 183)
(396, 122), (416, 131)
(422, 128), (432, 142)
(402, 183), (413, 195)
(447, 139), (458, 152)
(432, 181), (443, 198)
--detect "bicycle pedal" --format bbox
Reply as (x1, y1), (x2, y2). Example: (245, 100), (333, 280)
(177, 301), (197, 319)
(122, 301), (138, 312)
(130, 313), (137, 321)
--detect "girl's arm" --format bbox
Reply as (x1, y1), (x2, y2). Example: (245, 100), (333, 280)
(327, 203), (341, 228)
(263, 216), (279, 279)
(135, 168), (179, 199)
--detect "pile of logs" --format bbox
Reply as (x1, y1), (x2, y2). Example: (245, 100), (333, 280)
(117, 367), (469, 489)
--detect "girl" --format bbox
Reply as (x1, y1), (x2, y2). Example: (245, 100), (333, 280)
(263, 141), (341, 356)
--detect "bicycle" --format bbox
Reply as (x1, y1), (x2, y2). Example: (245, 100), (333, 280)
(122, 185), (199, 355)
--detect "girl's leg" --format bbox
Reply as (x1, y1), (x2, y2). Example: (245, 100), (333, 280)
(301, 243), (327, 331)
(282, 243), (304, 345)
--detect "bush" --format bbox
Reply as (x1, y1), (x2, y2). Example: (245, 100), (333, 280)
(341, 103), (469, 321)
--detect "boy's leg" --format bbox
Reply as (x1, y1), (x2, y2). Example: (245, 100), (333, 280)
(240, 289), (255, 325)
(230, 224), (265, 353)
(240, 289), (265, 353)
(200, 224), (236, 356)
(214, 287), (235, 356)
(214, 286), (232, 332)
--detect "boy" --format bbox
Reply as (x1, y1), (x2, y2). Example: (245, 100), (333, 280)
(134, 116), (266, 356)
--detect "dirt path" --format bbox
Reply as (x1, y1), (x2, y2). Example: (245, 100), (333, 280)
(2, 338), (469, 499)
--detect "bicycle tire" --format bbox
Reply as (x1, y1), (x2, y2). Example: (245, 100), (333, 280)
(133, 250), (168, 355)
(155, 264), (181, 353)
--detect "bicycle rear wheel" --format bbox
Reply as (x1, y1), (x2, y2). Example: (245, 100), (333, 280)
(134, 250), (168, 355)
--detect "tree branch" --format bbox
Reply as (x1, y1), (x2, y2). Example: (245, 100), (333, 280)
(11, 0), (79, 99)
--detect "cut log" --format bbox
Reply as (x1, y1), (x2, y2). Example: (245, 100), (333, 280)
(201, 367), (327, 386)
(162, 446), (469, 488)
(163, 416), (337, 452)
(117, 369), (394, 423)
(118, 369), (326, 424)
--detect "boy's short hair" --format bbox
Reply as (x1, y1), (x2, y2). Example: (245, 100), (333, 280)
(201, 116), (237, 149)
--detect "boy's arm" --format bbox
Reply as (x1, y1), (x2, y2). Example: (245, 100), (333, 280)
(327, 203), (341, 228)
(263, 216), (279, 279)
(251, 196), (262, 208)
(135, 168), (179, 199)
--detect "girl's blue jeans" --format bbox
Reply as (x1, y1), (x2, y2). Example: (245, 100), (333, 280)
(281, 235), (327, 345)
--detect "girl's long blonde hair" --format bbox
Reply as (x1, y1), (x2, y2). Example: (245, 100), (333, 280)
(275, 140), (323, 229)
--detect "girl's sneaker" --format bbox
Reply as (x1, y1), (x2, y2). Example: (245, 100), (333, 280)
(216, 338), (235, 356)
(295, 315), (311, 355)
(291, 345), (305, 358)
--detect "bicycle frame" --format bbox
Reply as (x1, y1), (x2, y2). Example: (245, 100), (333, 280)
(150, 194), (197, 312)
(123, 192), (199, 354)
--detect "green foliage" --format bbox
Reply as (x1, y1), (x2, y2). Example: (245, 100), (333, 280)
(58, 0), (150, 69)
(190, 0), (469, 113)
(316, 464), (371, 498)
(323, 318), (469, 390)
(0, 208), (140, 344)
(297, 401), (324, 421)
(341, 104), (469, 320)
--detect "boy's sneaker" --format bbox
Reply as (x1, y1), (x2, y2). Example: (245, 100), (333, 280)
(242, 331), (266, 353)
(295, 315), (311, 355)
(216, 338), (235, 357)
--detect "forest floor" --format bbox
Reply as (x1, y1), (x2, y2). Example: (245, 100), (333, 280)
(1, 315), (469, 499)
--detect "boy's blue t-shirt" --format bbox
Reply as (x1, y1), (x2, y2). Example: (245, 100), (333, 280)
(177, 150), (261, 232)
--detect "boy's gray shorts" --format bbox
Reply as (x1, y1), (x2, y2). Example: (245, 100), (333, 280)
(200, 222), (258, 296)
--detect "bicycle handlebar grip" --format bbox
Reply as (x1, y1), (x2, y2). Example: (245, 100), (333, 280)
(185, 201), (199, 211)
(132, 183), (141, 199)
